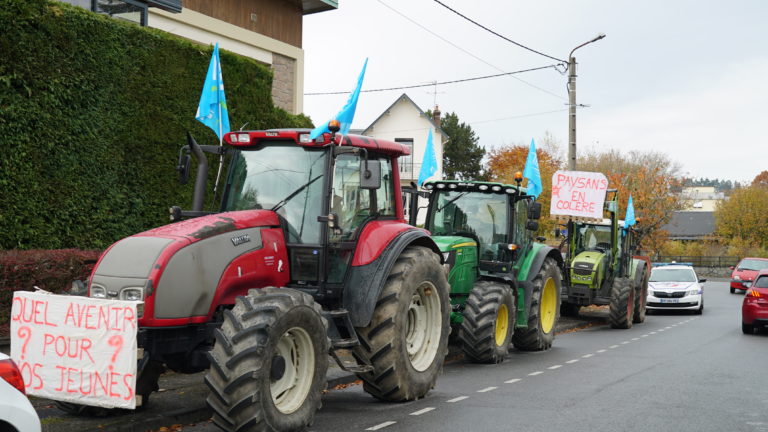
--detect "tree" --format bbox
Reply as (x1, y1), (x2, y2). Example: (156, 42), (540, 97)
(577, 149), (685, 254)
(485, 134), (563, 238)
(715, 185), (768, 249)
(752, 170), (768, 188)
(438, 112), (485, 180)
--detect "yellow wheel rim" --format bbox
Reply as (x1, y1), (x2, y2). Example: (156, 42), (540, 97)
(540, 278), (557, 334)
(494, 304), (509, 346)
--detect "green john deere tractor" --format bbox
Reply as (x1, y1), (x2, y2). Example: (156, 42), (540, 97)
(410, 179), (564, 363)
(557, 190), (650, 329)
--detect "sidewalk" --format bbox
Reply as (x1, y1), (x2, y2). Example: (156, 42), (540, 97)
(14, 315), (599, 432)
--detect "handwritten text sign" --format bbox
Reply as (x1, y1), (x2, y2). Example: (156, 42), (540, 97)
(10, 291), (139, 409)
(550, 170), (609, 220)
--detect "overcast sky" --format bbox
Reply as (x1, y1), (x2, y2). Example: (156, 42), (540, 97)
(302, 0), (767, 184)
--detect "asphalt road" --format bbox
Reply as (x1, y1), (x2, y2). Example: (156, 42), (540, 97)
(149, 280), (768, 432)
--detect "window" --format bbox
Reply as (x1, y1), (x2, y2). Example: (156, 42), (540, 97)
(94, 0), (148, 25)
(395, 138), (413, 179)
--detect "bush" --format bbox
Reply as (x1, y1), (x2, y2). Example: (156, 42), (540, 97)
(0, 249), (101, 337)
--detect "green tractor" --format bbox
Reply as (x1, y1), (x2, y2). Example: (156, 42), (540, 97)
(410, 179), (564, 363)
(557, 190), (650, 328)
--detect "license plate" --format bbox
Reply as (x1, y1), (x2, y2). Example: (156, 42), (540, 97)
(660, 298), (679, 304)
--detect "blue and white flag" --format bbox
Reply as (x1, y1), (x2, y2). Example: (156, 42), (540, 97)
(310, 58), (368, 139)
(418, 129), (438, 186)
(195, 43), (230, 140)
(522, 138), (542, 198)
(625, 194), (636, 227)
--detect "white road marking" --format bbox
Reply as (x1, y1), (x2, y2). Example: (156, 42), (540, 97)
(529, 371), (544, 376)
(610, 345), (619, 348)
(505, 378), (521, 384)
(632, 337), (640, 341)
(597, 349), (607, 353)
(658, 329), (665, 332)
(410, 407), (435, 416)
(548, 365), (562, 370)
(641, 334), (649, 337)
(665, 326), (672, 329)
(367, 421), (396, 430)
(582, 354), (594, 358)
(477, 386), (497, 393)
(650, 331), (657, 334)
(447, 396), (468, 403)
(621, 341), (630, 344)
(566, 359), (579, 364)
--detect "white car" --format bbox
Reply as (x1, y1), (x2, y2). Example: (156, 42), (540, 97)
(646, 264), (705, 314)
(0, 352), (42, 432)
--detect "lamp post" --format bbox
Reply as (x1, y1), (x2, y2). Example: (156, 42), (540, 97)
(568, 33), (605, 170)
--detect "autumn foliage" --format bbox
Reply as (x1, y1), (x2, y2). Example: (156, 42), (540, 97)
(716, 174), (768, 251)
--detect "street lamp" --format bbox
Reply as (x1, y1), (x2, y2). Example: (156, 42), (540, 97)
(568, 33), (605, 170)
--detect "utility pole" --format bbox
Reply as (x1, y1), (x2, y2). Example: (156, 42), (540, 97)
(567, 33), (606, 171)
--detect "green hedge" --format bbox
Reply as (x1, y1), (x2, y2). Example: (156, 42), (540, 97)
(0, 0), (313, 250)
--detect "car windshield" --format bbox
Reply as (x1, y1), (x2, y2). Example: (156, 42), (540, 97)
(223, 144), (327, 244)
(738, 259), (768, 271)
(575, 224), (612, 252)
(754, 275), (768, 288)
(650, 268), (697, 283)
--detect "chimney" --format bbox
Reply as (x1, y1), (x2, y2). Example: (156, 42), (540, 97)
(432, 105), (441, 126)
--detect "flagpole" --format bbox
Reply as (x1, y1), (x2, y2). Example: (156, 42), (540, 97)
(212, 101), (224, 201)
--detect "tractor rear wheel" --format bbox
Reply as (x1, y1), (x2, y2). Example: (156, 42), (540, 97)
(206, 288), (328, 432)
(512, 257), (561, 351)
(609, 277), (635, 329)
(460, 281), (515, 364)
(633, 265), (649, 324)
(355, 246), (450, 401)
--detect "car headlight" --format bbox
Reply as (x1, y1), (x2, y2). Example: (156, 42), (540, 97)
(734, 275), (741, 281)
(688, 288), (701, 296)
(91, 285), (107, 298)
(120, 287), (144, 301)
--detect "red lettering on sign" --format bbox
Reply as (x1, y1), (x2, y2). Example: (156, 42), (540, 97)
(11, 297), (58, 327)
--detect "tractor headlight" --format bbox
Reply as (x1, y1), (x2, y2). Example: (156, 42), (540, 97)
(120, 287), (144, 301)
(91, 285), (107, 298)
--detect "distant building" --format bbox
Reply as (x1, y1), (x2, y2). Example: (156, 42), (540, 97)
(360, 93), (449, 225)
(58, 0), (338, 114)
(681, 186), (725, 212)
(661, 211), (716, 241)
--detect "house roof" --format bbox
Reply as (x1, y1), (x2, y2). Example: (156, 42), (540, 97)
(362, 93), (448, 140)
(661, 211), (716, 239)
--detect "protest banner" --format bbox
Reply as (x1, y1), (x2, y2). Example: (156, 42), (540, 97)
(10, 291), (139, 409)
(550, 170), (609, 221)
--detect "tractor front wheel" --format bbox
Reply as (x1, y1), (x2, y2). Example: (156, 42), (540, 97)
(205, 288), (328, 432)
(512, 257), (561, 351)
(609, 278), (635, 329)
(633, 266), (649, 324)
(356, 246), (450, 401)
(460, 281), (515, 364)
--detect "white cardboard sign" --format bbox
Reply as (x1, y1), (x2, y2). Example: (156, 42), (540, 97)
(550, 170), (609, 220)
(10, 291), (139, 409)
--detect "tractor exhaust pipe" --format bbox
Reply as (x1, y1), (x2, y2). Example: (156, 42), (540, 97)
(187, 132), (208, 212)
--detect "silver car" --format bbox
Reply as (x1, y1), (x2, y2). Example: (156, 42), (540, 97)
(646, 264), (705, 314)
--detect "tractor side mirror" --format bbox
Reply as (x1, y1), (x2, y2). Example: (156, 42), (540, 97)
(360, 159), (381, 189)
(526, 220), (539, 231)
(528, 202), (542, 220)
(177, 153), (191, 185)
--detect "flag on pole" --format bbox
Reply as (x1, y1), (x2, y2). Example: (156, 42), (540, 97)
(625, 194), (636, 227)
(522, 138), (542, 198)
(418, 129), (438, 186)
(310, 58), (368, 139)
(195, 42), (230, 140)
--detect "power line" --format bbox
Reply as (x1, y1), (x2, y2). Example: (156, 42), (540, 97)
(305, 64), (560, 96)
(468, 108), (568, 125)
(373, 0), (566, 101)
(432, 0), (566, 63)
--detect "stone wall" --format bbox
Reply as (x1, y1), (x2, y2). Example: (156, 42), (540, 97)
(271, 53), (295, 112)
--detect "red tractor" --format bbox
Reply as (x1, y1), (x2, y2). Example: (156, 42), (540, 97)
(62, 126), (450, 431)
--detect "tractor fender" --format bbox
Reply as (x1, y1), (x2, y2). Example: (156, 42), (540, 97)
(344, 228), (442, 327)
(518, 245), (564, 321)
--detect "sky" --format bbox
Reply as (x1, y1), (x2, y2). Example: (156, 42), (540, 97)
(302, 0), (768, 184)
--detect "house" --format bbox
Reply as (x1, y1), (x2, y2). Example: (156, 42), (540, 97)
(59, 0), (338, 114)
(661, 211), (716, 241)
(359, 93), (448, 225)
(681, 186), (725, 211)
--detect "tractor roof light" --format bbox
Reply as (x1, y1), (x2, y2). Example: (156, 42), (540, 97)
(505, 188), (516, 194)
(436, 183), (446, 189)
(328, 119), (341, 132)
(514, 171), (523, 183)
(235, 133), (251, 143)
(299, 133), (312, 143)
(491, 185), (502, 192)
(449, 183), (458, 189)
(425, 183), (434, 190)
(478, 184), (489, 191)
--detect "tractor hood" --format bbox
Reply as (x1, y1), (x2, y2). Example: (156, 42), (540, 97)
(430, 235), (478, 253)
(572, 250), (605, 268)
(136, 210), (279, 243)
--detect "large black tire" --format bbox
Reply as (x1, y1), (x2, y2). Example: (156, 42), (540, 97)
(206, 288), (329, 432)
(560, 302), (581, 317)
(742, 322), (754, 334)
(730, 287), (736, 294)
(512, 257), (561, 351)
(609, 277), (635, 329)
(633, 265), (649, 324)
(355, 246), (450, 401)
(459, 281), (515, 364)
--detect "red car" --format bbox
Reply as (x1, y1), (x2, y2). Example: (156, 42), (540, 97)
(730, 257), (768, 293)
(742, 269), (768, 334)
